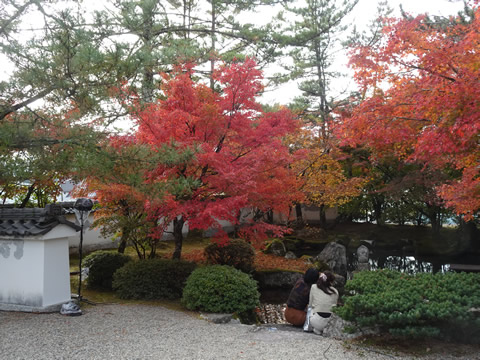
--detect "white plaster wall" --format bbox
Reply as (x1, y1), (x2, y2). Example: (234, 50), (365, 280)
(0, 225), (72, 311)
(302, 205), (338, 223)
(66, 213), (118, 253)
(0, 239), (44, 307)
(43, 238), (71, 306)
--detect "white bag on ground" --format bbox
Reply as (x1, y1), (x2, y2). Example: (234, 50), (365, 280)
(303, 307), (313, 332)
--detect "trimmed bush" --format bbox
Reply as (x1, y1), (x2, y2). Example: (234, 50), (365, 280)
(112, 259), (196, 300)
(83, 250), (132, 290)
(204, 239), (255, 273)
(335, 270), (480, 343)
(182, 265), (260, 314)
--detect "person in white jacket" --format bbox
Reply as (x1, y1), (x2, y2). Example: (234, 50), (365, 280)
(306, 271), (339, 335)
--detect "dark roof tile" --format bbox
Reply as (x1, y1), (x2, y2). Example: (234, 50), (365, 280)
(0, 205), (81, 237)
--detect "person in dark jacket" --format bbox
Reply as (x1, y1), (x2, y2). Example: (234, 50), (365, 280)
(284, 268), (319, 326)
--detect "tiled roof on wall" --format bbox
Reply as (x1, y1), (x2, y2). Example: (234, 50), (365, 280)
(0, 204), (81, 237)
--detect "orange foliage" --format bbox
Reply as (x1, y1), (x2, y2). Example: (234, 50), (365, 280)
(253, 252), (309, 272)
(339, 5), (480, 218)
(166, 248), (309, 272)
(175, 249), (207, 264)
(289, 128), (367, 208)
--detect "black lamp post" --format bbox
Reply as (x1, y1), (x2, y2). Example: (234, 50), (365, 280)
(73, 198), (94, 303)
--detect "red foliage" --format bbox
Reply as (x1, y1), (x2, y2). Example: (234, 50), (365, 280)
(131, 58), (304, 242)
(337, 5), (480, 219)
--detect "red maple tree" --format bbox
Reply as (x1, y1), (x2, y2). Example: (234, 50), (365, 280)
(337, 4), (480, 220)
(91, 59), (304, 258)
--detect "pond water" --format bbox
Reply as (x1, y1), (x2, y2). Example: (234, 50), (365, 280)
(258, 240), (480, 323)
(347, 249), (480, 274)
(259, 250), (480, 307)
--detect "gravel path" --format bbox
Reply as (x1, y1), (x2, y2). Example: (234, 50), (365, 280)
(0, 304), (478, 360)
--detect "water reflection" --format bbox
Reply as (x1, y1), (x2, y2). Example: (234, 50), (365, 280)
(347, 250), (453, 274)
(369, 255), (450, 274)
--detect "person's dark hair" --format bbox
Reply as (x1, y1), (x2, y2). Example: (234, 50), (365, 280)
(303, 268), (320, 286)
(317, 271), (335, 295)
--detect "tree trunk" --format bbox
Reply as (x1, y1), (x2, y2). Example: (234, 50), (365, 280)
(19, 183), (36, 208)
(372, 195), (384, 226)
(117, 231), (128, 254)
(426, 205), (442, 235)
(430, 215), (441, 235)
(172, 216), (185, 259)
(209, 0), (216, 90)
(141, 4), (155, 103)
(266, 209), (274, 224)
(295, 203), (304, 229)
(319, 204), (327, 229)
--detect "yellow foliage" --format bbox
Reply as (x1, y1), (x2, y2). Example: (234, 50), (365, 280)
(289, 130), (368, 208)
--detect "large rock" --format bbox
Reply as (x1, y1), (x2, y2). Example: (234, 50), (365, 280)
(322, 313), (355, 339)
(323, 313), (378, 340)
(313, 242), (347, 279)
(284, 251), (297, 260)
(265, 239), (287, 257)
(333, 274), (346, 296)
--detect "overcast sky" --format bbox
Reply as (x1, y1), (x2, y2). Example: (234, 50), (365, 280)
(261, 0), (466, 104)
(0, 0), (467, 105)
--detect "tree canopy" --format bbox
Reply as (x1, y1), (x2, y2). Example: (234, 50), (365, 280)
(2, 0), (479, 244)
(337, 2), (480, 220)
(80, 59), (303, 258)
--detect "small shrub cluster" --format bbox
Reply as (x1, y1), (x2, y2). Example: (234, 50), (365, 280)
(112, 259), (196, 300)
(335, 270), (480, 343)
(83, 250), (132, 290)
(204, 239), (255, 273)
(182, 265), (260, 315)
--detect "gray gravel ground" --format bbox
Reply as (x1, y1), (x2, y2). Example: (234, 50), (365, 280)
(1, 304), (479, 360)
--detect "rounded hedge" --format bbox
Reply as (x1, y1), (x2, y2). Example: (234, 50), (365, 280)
(112, 259), (196, 300)
(83, 250), (132, 290)
(204, 239), (255, 273)
(182, 265), (260, 314)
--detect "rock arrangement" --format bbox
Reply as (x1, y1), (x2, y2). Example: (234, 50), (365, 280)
(257, 303), (287, 324)
(313, 241), (348, 279)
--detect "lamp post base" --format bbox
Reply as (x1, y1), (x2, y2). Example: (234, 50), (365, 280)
(71, 293), (97, 305)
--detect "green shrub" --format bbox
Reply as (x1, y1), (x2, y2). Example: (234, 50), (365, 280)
(204, 239), (255, 273)
(112, 259), (196, 300)
(83, 250), (132, 290)
(335, 270), (480, 343)
(182, 265), (260, 315)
